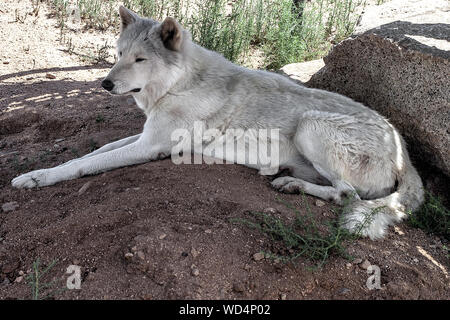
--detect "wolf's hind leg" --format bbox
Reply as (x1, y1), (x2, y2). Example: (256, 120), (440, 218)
(271, 176), (359, 205)
(273, 110), (395, 205)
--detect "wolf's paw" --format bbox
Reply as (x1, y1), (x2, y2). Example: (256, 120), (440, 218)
(271, 176), (304, 194)
(11, 169), (50, 189)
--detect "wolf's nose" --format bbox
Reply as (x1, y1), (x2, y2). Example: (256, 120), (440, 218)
(101, 79), (114, 91)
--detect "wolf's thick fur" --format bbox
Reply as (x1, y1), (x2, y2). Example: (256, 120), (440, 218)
(12, 7), (424, 239)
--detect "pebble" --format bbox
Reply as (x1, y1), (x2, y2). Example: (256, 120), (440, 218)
(77, 181), (92, 196)
(345, 263), (352, 269)
(124, 252), (133, 260)
(253, 252), (265, 261)
(359, 259), (371, 270)
(315, 199), (326, 207)
(280, 293), (287, 300)
(338, 288), (350, 295)
(45, 73), (56, 79)
(2, 201), (19, 212)
(136, 251), (145, 260)
(394, 226), (405, 235)
(158, 233), (167, 240)
(264, 208), (277, 214)
(191, 268), (200, 277)
(3, 61), (10, 64)
(54, 138), (65, 143)
(14, 276), (23, 283)
(190, 247), (200, 258)
(233, 282), (245, 293)
(2, 261), (19, 274)
(204, 229), (212, 234)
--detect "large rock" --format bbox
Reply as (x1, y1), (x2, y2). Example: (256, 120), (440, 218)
(278, 59), (324, 84)
(307, 0), (450, 176)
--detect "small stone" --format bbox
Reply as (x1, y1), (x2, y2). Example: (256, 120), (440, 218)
(124, 252), (133, 260)
(54, 138), (65, 143)
(264, 208), (277, 214)
(3, 61), (9, 64)
(191, 268), (200, 277)
(131, 246), (138, 252)
(233, 282), (245, 293)
(77, 181), (92, 196)
(26, 77), (33, 80)
(280, 293), (287, 300)
(359, 259), (371, 270)
(72, 259), (80, 265)
(345, 263), (352, 269)
(2, 261), (19, 274)
(338, 288), (350, 295)
(204, 229), (212, 234)
(413, 258), (419, 263)
(2, 202), (19, 212)
(18, 270), (24, 276)
(190, 247), (199, 258)
(353, 258), (363, 265)
(394, 226), (405, 235)
(315, 199), (326, 207)
(136, 251), (145, 260)
(253, 252), (265, 261)
(14, 276), (23, 283)
(45, 73), (56, 79)
(158, 233), (166, 240)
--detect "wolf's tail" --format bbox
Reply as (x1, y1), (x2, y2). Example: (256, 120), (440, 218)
(341, 158), (424, 240)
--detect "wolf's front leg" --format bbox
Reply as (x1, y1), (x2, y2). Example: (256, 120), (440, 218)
(56, 134), (141, 168)
(11, 138), (163, 188)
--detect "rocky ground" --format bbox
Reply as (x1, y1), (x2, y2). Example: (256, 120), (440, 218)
(0, 0), (448, 300)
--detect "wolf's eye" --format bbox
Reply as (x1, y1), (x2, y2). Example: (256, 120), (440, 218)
(119, 51), (122, 57)
(135, 58), (146, 63)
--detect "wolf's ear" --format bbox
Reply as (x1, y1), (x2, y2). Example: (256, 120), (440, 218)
(160, 17), (182, 51)
(119, 6), (139, 30)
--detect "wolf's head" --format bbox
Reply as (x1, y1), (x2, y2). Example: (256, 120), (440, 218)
(102, 7), (188, 100)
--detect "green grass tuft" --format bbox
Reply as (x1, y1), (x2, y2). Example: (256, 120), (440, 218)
(408, 191), (450, 240)
(25, 258), (62, 300)
(232, 197), (360, 268)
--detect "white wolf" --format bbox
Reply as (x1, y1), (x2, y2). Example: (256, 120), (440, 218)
(12, 6), (424, 239)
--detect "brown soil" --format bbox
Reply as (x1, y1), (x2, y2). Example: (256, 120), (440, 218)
(0, 0), (448, 300)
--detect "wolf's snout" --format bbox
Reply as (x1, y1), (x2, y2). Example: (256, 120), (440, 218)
(101, 79), (114, 91)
